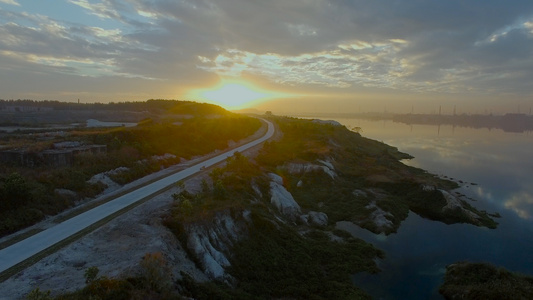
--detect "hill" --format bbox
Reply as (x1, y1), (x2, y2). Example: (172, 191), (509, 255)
(0, 100), (260, 237)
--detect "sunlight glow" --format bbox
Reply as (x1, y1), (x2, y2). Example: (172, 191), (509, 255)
(187, 79), (289, 110)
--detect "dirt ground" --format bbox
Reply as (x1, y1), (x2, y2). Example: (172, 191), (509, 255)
(0, 163), (212, 299)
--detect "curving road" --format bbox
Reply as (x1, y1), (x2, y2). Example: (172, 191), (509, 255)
(0, 118), (274, 275)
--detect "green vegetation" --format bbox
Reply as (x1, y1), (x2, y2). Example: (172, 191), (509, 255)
(257, 116), (496, 233)
(0, 100), (261, 237)
(226, 217), (381, 299)
(165, 151), (268, 225)
(84, 266), (99, 284)
(0, 170), (86, 238)
(440, 262), (533, 299)
(160, 116), (497, 298)
(163, 149), (382, 299)
(176, 221), (381, 300)
(24, 114), (499, 299)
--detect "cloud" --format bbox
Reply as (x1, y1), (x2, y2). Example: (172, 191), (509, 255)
(196, 41), (409, 89)
(147, 0), (533, 95)
(505, 192), (533, 220)
(68, 0), (121, 20)
(0, 0), (19, 6)
(0, 10), (160, 79)
(1, 0), (533, 101)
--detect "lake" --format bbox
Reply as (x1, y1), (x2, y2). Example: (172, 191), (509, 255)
(315, 117), (533, 299)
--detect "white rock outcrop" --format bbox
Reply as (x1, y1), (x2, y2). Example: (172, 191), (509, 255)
(185, 212), (248, 280)
(352, 189), (368, 198)
(440, 189), (480, 222)
(301, 211), (329, 227)
(252, 182), (263, 198)
(440, 189), (462, 211)
(365, 201), (394, 230)
(317, 159), (334, 170)
(187, 228), (230, 279)
(286, 159), (336, 179)
(269, 173), (301, 218)
(152, 153), (177, 161)
(87, 171), (121, 194)
(422, 185), (436, 192)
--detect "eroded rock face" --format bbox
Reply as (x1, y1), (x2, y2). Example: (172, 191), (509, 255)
(269, 173), (301, 218)
(301, 211), (329, 227)
(440, 190), (463, 211)
(285, 159), (337, 179)
(353, 189), (368, 198)
(353, 189), (395, 233)
(365, 202), (394, 231)
(185, 211), (249, 280)
(187, 228), (229, 279)
(440, 189), (481, 223)
(87, 172), (120, 194)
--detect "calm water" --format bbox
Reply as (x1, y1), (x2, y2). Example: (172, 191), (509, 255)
(323, 118), (533, 299)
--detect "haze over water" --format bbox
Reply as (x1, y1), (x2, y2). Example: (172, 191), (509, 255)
(314, 117), (533, 299)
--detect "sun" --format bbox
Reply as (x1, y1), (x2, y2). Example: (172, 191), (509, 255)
(187, 79), (285, 110)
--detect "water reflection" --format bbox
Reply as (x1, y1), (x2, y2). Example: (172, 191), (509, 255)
(505, 192), (533, 220)
(325, 118), (533, 299)
(473, 186), (494, 203)
(334, 118), (533, 220)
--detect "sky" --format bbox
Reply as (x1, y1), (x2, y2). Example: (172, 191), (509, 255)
(1, 0), (533, 114)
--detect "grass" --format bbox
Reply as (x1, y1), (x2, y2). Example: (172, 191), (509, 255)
(259, 116), (498, 233)
(173, 210), (383, 300)
(0, 179), (175, 283)
(0, 118), (270, 284)
(28, 115), (501, 299)
(440, 262), (533, 299)
(0, 112), (262, 238)
(226, 213), (381, 299)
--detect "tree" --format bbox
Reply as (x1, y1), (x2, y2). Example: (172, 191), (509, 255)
(213, 180), (227, 199)
(0, 172), (32, 210)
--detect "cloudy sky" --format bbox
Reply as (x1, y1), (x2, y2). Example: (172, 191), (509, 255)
(1, 0), (533, 113)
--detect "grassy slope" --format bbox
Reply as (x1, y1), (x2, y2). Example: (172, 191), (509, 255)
(259, 116), (497, 234)
(0, 101), (261, 238)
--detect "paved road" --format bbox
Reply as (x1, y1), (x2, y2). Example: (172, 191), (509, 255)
(0, 118), (274, 274)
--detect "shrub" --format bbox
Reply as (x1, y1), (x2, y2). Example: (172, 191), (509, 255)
(140, 252), (173, 293)
(84, 266), (99, 284)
